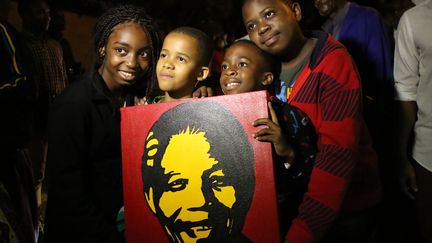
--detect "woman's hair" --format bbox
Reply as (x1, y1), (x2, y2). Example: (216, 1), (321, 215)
(93, 4), (162, 99)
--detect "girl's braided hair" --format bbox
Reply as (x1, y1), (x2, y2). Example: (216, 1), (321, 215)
(94, 4), (162, 100)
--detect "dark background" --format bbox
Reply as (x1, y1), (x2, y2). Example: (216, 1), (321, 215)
(44, 0), (403, 38)
(47, 0), (248, 38)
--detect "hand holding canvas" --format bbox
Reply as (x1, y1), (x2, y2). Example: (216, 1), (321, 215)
(253, 102), (295, 164)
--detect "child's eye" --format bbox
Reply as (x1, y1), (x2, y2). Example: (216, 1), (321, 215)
(159, 53), (167, 58)
(239, 62), (248, 68)
(177, 56), (186, 63)
(246, 23), (256, 32)
(116, 48), (126, 55)
(140, 50), (149, 58)
(264, 10), (275, 19)
(221, 63), (228, 70)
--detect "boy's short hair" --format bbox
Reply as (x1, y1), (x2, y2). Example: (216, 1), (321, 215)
(170, 26), (214, 67)
(231, 39), (281, 80)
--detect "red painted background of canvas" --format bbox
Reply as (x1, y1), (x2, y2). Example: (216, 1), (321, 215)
(121, 91), (280, 242)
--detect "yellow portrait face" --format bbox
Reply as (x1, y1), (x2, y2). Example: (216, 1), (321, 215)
(142, 101), (256, 243)
(157, 128), (236, 242)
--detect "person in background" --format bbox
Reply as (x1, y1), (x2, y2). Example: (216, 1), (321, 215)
(313, 0), (394, 99)
(313, 0), (394, 184)
(43, 5), (161, 243)
(1, 0), (38, 242)
(242, 0), (382, 242)
(394, 1), (432, 242)
(18, 0), (69, 223)
(48, 10), (83, 83)
(199, 19), (230, 96)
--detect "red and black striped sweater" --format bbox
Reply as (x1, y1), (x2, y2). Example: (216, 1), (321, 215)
(283, 32), (382, 243)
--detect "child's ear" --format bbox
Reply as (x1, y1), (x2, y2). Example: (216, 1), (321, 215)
(291, 2), (302, 22)
(261, 72), (274, 87)
(197, 67), (210, 81)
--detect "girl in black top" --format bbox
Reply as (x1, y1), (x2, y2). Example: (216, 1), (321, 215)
(43, 5), (161, 243)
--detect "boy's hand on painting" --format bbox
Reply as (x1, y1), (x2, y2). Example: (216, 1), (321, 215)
(192, 85), (213, 98)
(253, 102), (295, 164)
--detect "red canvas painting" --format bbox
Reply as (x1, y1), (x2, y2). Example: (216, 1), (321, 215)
(121, 90), (280, 243)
